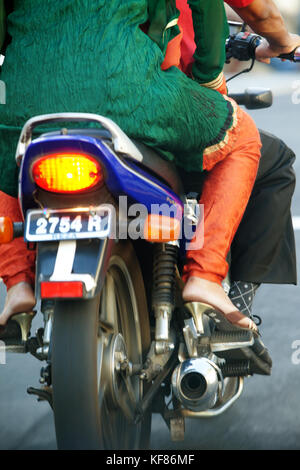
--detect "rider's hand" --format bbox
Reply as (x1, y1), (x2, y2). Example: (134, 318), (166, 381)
(255, 33), (300, 64)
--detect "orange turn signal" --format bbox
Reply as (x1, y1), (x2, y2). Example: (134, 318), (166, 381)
(143, 214), (181, 243)
(0, 216), (14, 243)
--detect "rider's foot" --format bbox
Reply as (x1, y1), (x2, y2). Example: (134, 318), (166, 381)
(182, 276), (258, 332)
(0, 282), (35, 327)
(182, 277), (272, 374)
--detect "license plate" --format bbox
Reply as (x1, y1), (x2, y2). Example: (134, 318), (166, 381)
(25, 206), (112, 242)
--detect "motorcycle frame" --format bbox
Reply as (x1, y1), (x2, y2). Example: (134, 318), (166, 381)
(15, 113), (245, 435)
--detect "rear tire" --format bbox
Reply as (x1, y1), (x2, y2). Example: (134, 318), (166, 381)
(51, 241), (151, 449)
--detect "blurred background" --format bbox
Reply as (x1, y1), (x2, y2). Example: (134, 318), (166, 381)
(225, 0), (300, 73)
(275, 0), (300, 30)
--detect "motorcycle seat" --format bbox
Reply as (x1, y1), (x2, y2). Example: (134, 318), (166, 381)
(41, 128), (184, 197)
(132, 140), (184, 197)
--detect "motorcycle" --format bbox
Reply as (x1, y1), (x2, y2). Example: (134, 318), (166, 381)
(0, 25), (299, 450)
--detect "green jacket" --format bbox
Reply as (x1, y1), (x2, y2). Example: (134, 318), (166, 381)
(0, 0), (229, 83)
(0, 0), (5, 52)
(188, 0), (229, 83)
(0, 0), (233, 198)
(146, 0), (229, 84)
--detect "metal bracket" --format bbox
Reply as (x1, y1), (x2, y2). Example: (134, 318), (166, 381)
(180, 377), (244, 418)
(183, 317), (199, 358)
(36, 304), (54, 360)
(141, 329), (176, 382)
(184, 302), (207, 335)
(15, 113), (143, 165)
(27, 386), (53, 409)
(170, 417), (185, 442)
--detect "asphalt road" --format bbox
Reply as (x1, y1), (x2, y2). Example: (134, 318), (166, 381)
(0, 69), (300, 451)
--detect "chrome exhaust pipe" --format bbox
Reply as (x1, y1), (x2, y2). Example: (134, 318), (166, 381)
(172, 358), (220, 412)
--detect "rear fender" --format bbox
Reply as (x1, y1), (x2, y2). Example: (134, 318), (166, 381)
(19, 134), (183, 220)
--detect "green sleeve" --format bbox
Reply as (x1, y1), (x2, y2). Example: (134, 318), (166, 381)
(188, 0), (229, 84)
(147, 0), (180, 54)
(0, 0), (6, 52)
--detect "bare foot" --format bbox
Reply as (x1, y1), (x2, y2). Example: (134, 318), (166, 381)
(0, 282), (35, 326)
(182, 277), (257, 331)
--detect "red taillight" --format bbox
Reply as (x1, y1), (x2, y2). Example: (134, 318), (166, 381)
(41, 281), (83, 298)
(32, 153), (103, 193)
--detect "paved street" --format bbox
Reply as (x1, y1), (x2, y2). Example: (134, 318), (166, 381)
(0, 69), (300, 450)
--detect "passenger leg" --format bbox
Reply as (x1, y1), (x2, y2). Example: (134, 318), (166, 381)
(182, 107), (261, 331)
(0, 191), (35, 326)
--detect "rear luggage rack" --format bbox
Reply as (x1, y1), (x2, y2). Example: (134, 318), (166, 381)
(16, 113), (143, 164)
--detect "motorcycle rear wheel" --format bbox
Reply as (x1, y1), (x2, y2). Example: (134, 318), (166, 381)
(51, 240), (151, 450)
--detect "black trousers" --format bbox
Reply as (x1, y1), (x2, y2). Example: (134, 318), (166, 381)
(180, 129), (297, 285)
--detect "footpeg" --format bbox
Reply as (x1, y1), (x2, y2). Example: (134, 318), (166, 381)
(220, 357), (271, 377)
(210, 329), (254, 353)
(0, 311), (35, 353)
(221, 360), (252, 377)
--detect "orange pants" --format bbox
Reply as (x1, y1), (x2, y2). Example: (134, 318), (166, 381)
(0, 193), (36, 290)
(0, 107), (260, 292)
(182, 107), (261, 284)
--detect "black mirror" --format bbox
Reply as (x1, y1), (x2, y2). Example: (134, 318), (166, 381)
(228, 87), (273, 109)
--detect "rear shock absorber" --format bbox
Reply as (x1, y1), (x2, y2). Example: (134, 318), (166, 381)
(152, 242), (178, 354)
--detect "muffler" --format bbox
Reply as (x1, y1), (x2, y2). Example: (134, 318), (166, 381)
(172, 357), (221, 412)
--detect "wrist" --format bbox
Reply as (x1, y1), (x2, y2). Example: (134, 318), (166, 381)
(267, 33), (293, 51)
(266, 32), (300, 55)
